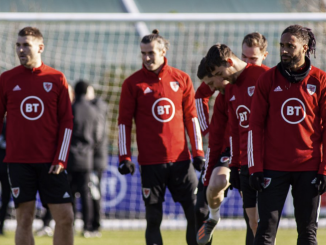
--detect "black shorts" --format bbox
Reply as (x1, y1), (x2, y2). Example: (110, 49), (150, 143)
(7, 163), (72, 208)
(240, 165), (257, 208)
(139, 160), (198, 206)
(213, 147), (230, 169)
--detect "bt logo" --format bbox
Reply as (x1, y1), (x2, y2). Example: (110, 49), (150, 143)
(152, 98), (175, 122)
(281, 98), (306, 124)
(236, 105), (250, 128)
(20, 96), (44, 120)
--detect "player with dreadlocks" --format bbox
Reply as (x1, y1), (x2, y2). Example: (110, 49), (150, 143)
(249, 24), (326, 245)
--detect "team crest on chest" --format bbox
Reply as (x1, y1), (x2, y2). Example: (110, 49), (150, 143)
(307, 84), (316, 95)
(43, 82), (53, 92)
(170, 81), (179, 92)
(247, 86), (255, 97)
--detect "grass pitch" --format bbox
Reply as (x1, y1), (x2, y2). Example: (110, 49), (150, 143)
(0, 228), (325, 244)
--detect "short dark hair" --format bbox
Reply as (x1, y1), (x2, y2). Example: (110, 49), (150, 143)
(242, 32), (268, 52)
(74, 80), (89, 96)
(18, 27), (43, 40)
(205, 44), (234, 73)
(141, 29), (170, 50)
(281, 25), (316, 58)
(197, 57), (212, 80)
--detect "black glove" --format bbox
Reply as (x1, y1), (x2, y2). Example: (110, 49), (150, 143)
(192, 156), (205, 171)
(249, 172), (264, 192)
(229, 167), (241, 190)
(118, 160), (135, 175)
(315, 174), (326, 195)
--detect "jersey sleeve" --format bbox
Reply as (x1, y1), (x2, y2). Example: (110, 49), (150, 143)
(183, 75), (204, 158)
(248, 74), (270, 174)
(52, 75), (74, 168)
(228, 100), (241, 169)
(118, 79), (136, 162)
(0, 74), (6, 134)
(195, 82), (215, 136)
(203, 93), (228, 186)
(319, 75), (326, 175)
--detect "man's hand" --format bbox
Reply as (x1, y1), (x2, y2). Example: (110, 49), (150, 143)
(229, 167), (241, 190)
(118, 160), (135, 175)
(315, 174), (326, 195)
(249, 172), (264, 192)
(193, 156), (205, 171)
(48, 164), (64, 174)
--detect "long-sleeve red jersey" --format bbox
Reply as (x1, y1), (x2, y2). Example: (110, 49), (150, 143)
(195, 82), (215, 136)
(203, 86), (231, 186)
(248, 65), (326, 175)
(0, 63), (73, 168)
(118, 58), (204, 165)
(228, 64), (269, 169)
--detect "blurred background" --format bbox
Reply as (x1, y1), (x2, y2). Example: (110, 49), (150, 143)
(0, 0), (326, 233)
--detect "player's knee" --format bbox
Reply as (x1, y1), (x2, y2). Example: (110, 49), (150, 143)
(146, 206), (163, 228)
(17, 214), (34, 229)
(54, 206), (74, 227)
(208, 175), (228, 194)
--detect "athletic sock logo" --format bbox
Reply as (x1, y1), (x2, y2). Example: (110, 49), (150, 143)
(63, 192), (70, 198)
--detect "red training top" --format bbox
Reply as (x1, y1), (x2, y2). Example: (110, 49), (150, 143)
(249, 65), (326, 175)
(228, 64), (269, 169)
(0, 63), (73, 168)
(118, 57), (204, 165)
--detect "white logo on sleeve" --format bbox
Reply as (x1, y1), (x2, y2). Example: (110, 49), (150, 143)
(281, 98), (306, 124)
(43, 82), (53, 92)
(152, 98), (175, 122)
(248, 86), (255, 97)
(307, 84), (316, 95)
(170, 81), (179, 92)
(20, 96), (44, 121)
(236, 105), (251, 128)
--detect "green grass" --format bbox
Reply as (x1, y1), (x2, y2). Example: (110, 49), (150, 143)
(0, 228), (325, 245)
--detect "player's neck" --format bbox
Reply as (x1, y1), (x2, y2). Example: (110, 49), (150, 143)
(23, 60), (42, 70)
(233, 60), (247, 82)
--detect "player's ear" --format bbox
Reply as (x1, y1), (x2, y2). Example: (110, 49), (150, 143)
(39, 43), (44, 54)
(161, 47), (166, 57)
(263, 51), (268, 60)
(226, 58), (233, 67)
(302, 44), (308, 54)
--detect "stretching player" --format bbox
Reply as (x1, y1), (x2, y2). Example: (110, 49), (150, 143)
(249, 25), (326, 245)
(195, 32), (269, 245)
(196, 44), (268, 245)
(118, 29), (205, 245)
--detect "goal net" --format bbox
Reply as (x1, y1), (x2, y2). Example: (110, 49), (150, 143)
(1, 13), (326, 229)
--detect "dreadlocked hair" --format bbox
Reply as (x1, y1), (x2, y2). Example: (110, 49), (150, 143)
(141, 29), (170, 51)
(282, 25), (316, 58)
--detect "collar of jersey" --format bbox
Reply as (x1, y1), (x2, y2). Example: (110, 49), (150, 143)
(277, 56), (311, 84)
(22, 62), (45, 73)
(142, 57), (169, 78)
